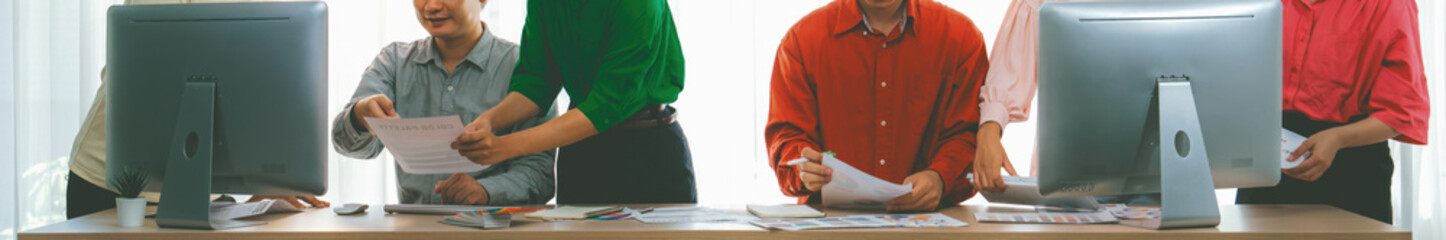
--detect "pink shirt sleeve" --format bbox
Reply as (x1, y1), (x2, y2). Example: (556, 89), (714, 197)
(979, 0), (1043, 130)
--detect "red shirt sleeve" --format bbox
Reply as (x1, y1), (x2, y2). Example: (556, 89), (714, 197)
(765, 28), (821, 200)
(925, 28), (990, 207)
(1365, 1), (1429, 145)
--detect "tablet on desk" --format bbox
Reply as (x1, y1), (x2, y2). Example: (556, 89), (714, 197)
(969, 174), (1100, 211)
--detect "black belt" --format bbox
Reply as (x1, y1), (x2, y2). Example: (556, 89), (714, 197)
(616, 104), (678, 129)
(567, 104), (678, 129)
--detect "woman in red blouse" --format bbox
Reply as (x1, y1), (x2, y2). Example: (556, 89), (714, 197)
(1236, 0), (1429, 224)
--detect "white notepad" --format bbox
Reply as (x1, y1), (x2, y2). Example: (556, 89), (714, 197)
(524, 206), (622, 219)
(747, 204), (825, 218)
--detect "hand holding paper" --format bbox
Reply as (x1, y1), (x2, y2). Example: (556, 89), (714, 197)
(452, 119), (512, 165)
(1280, 129), (1310, 169)
(888, 170), (943, 212)
(820, 154), (912, 210)
(353, 94), (399, 131)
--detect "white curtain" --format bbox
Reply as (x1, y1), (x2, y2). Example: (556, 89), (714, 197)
(1, 0), (116, 239)
(1400, 0), (1445, 239)
(1, 1), (1441, 240)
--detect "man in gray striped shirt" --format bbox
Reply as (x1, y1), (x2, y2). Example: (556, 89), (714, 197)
(332, 0), (557, 205)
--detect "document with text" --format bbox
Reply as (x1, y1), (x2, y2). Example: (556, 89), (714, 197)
(365, 116), (488, 174)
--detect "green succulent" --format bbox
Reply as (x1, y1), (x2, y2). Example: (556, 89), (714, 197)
(109, 167), (150, 199)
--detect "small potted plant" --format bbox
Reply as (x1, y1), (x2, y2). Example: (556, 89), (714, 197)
(110, 167), (149, 227)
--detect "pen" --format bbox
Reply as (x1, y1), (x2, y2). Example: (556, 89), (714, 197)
(785, 158), (808, 166)
(786, 151), (835, 166)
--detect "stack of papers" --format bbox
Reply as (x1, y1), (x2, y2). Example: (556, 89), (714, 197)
(819, 154), (913, 209)
(524, 206), (623, 220)
(208, 199), (303, 221)
(441, 211), (513, 229)
(746, 204), (825, 218)
(365, 116), (488, 174)
(749, 213), (966, 231)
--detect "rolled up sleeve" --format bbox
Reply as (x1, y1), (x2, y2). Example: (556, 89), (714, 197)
(476, 105), (560, 205)
(331, 44), (402, 159)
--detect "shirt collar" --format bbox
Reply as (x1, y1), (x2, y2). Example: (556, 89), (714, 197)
(410, 22), (497, 71)
(833, 0), (919, 36)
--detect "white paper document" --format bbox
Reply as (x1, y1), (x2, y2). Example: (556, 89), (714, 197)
(208, 199), (304, 221)
(365, 116), (488, 174)
(1280, 129), (1311, 169)
(820, 154), (913, 210)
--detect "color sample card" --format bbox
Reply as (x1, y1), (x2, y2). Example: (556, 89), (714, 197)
(974, 211), (1119, 224)
(749, 216), (899, 231)
(851, 213), (968, 228)
(748, 213), (967, 231)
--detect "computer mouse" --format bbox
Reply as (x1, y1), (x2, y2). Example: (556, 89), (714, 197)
(334, 203), (369, 215)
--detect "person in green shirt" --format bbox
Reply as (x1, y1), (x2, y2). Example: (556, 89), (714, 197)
(450, 0), (693, 204)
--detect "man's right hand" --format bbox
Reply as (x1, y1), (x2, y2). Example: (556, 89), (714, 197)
(353, 94), (400, 131)
(972, 122), (1018, 193)
(782, 147), (833, 192)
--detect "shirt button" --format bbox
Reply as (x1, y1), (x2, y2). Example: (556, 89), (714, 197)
(879, 159), (886, 165)
(881, 82), (888, 87)
(447, 86), (454, 91)
(880, 120), (887, 127)
(882, 43), (888, 48)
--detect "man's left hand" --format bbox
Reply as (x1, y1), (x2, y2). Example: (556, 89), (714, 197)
(435, 173), (489, 205)
(888, 170), (943, 212)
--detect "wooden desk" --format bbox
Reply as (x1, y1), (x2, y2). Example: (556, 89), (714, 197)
(19, 204), (1407, 240)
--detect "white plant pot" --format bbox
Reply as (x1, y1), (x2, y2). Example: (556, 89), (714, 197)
(115, 197), (147, 227)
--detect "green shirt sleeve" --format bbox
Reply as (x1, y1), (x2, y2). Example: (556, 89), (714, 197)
(574, 0), (683, 132)
(508, 2), (563, 115)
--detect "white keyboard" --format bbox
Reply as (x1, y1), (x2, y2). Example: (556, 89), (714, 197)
(382, 204), (501, 215)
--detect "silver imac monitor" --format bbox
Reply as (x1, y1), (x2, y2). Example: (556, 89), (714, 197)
(107, 1), (327, 229)
(1036, 0), (1282, 229)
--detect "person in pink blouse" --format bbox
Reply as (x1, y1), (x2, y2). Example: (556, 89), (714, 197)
(973, 0), (1101, 193)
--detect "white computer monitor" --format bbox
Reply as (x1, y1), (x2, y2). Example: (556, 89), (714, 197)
(107, 1), (328, 230)
(1035, 0), (1282, 229)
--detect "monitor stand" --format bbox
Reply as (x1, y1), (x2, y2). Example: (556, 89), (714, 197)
(155, 77), (263, 230)
(1129, 76), (1221, 229)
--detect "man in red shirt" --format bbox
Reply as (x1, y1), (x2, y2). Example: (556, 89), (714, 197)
(1237, 0), (1429, 224)
(765, 0), (988, 211)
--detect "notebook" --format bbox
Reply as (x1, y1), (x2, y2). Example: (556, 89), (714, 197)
(747, 204), (826, 218)
(524, 206), (623, 219)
